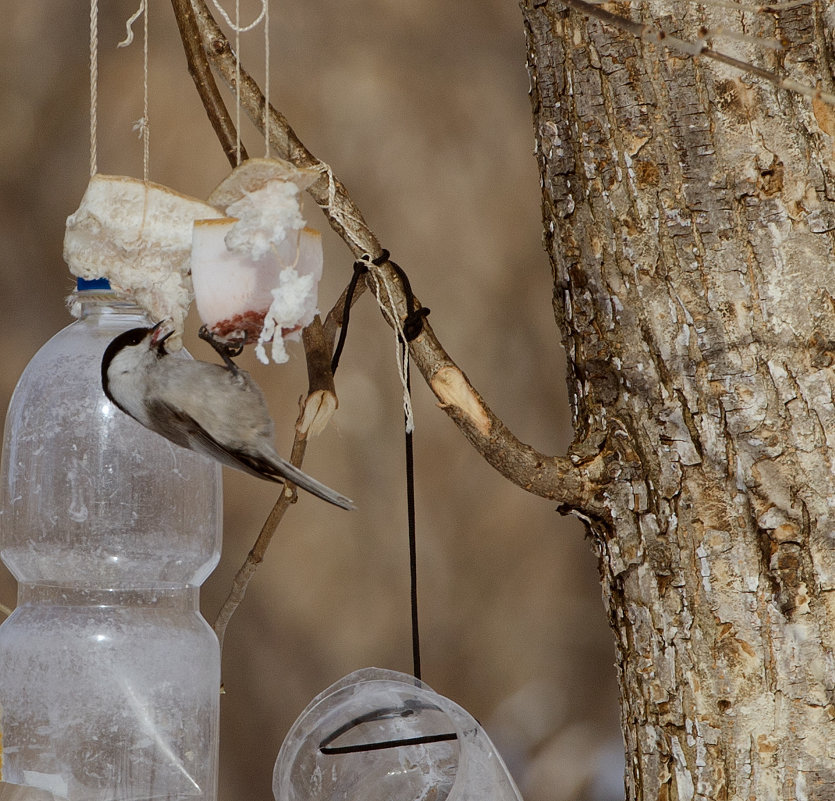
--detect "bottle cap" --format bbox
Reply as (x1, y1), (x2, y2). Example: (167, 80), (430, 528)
(76, 277), (112, 291)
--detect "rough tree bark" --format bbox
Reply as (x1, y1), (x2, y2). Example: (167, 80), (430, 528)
(522, 0), (835, 798)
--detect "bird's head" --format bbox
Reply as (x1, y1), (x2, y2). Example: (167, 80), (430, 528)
(101, 322), (174, 406)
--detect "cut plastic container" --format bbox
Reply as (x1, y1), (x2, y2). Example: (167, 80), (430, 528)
(273, 668), (524, 801)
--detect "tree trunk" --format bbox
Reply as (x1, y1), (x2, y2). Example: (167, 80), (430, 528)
(522, 1), (835, 798)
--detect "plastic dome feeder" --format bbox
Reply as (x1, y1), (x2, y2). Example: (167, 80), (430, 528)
(273, 668), (524, 801)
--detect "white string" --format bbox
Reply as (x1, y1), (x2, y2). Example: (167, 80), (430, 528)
(368, 269), (415, 433)
(210, 0), (266, 32)
(117, 2), (144, 46)
(264, 0), (270, 157)
(235, 0), (242, 165)
(316, 162), (368, 251)
(119, 1), (150, 180)
(209, 0), (271, 161)
(89, 0), (98, 176)
(143, 0), (149, 180)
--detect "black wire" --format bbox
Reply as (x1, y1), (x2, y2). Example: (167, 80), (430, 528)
(318, 701), (457, 754)
(317, 251), (449, 756)
(330, 249), (429, 683)
(330, 259), (369, 374)
(321, 732), (457, 755)
(403, 342), (421, 681)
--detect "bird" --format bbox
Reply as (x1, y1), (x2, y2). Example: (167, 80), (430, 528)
(101, 322), (354, 510)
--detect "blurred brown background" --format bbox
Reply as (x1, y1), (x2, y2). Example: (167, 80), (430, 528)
(0, 2), (622, 799)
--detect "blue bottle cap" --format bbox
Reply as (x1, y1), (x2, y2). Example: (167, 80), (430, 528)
(76, 277), (112, 291)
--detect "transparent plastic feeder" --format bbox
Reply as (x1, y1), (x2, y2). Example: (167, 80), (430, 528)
(0, 282), (223, 801)
(272, 668), (524, 801)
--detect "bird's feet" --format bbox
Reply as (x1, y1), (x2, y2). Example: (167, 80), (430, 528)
(198, 325), (244, 374)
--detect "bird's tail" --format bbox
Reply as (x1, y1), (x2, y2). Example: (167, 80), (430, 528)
(270, 455), (355, 510)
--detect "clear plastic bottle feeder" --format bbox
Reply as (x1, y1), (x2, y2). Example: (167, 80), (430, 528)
(0, 281), (223, 801)
(273, 668), (524, 801)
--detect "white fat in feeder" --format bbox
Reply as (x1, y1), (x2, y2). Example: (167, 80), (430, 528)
(193, 160), (325, 364)
(191, 218), (322, 364)
(273, 668), (524, 801)
(63, 174), (223, 349)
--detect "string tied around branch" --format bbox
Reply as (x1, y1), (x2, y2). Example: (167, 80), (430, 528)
(331, 250), (430, 375)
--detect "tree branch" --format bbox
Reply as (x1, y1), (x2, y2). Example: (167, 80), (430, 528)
(172, 1), (342, 643)
(176, 0), (604, 517)
(298, 316), (339, 437)
(170, 0), (247, 166)
(211, 322), (337, 647)
(213, 421), (307, 650)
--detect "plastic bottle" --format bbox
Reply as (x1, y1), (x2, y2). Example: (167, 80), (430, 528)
(0, 283), (222, 801)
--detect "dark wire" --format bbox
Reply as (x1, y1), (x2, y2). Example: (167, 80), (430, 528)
(318, 701), (457, 755)
(330, 250), (430, 682)
(330, 259), (369, 374)
(403, 345), (420, 680)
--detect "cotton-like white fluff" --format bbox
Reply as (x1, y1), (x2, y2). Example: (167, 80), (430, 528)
(64, 174), (222, 349)
(224, 182), (306, 260)
(255, 270), (318, 365)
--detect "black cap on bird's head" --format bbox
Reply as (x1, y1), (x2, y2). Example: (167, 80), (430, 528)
(101, 323), (173, 405)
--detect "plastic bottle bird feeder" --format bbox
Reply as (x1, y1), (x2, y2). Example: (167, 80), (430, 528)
(273, 668), (524, 801)
(0, 286), (222, 801)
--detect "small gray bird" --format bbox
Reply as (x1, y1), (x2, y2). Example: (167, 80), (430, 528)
(101, 323), (354, 510)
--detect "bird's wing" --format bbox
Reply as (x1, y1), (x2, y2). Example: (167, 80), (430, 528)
(148, 362), (354, 509)
(145, 397), (278, 481)
(153, 360), (276, 443)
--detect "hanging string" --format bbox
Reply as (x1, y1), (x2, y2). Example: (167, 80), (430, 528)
(209, 0), (267, 31)
(118, 2), (143, 45)
(316, 162), (371, 253)
(235, 0), (241, 165)
(367, 256), (430, 433)
(330, 251), (430, 680)
(89, 0), (98, 176)
(370, 270), (416, 432)
(118, 1), (150, 181)
(263, 0), (270, 156)
(142, 0), (149, 180)
(330, 260), (369, 374)
(206, 0), (272, 162)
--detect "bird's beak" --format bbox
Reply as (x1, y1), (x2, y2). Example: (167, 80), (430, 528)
(150, 321), (174, 347)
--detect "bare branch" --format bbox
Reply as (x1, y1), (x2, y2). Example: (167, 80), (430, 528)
(212, 425), (306, 650)
(176, 0), (603, 516)
(298, 316), (339, 437)
(170, 0), (247, 166)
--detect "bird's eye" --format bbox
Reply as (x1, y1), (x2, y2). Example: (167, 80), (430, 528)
(125, 328), (151, 345)
(105, 327), (152, 355)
